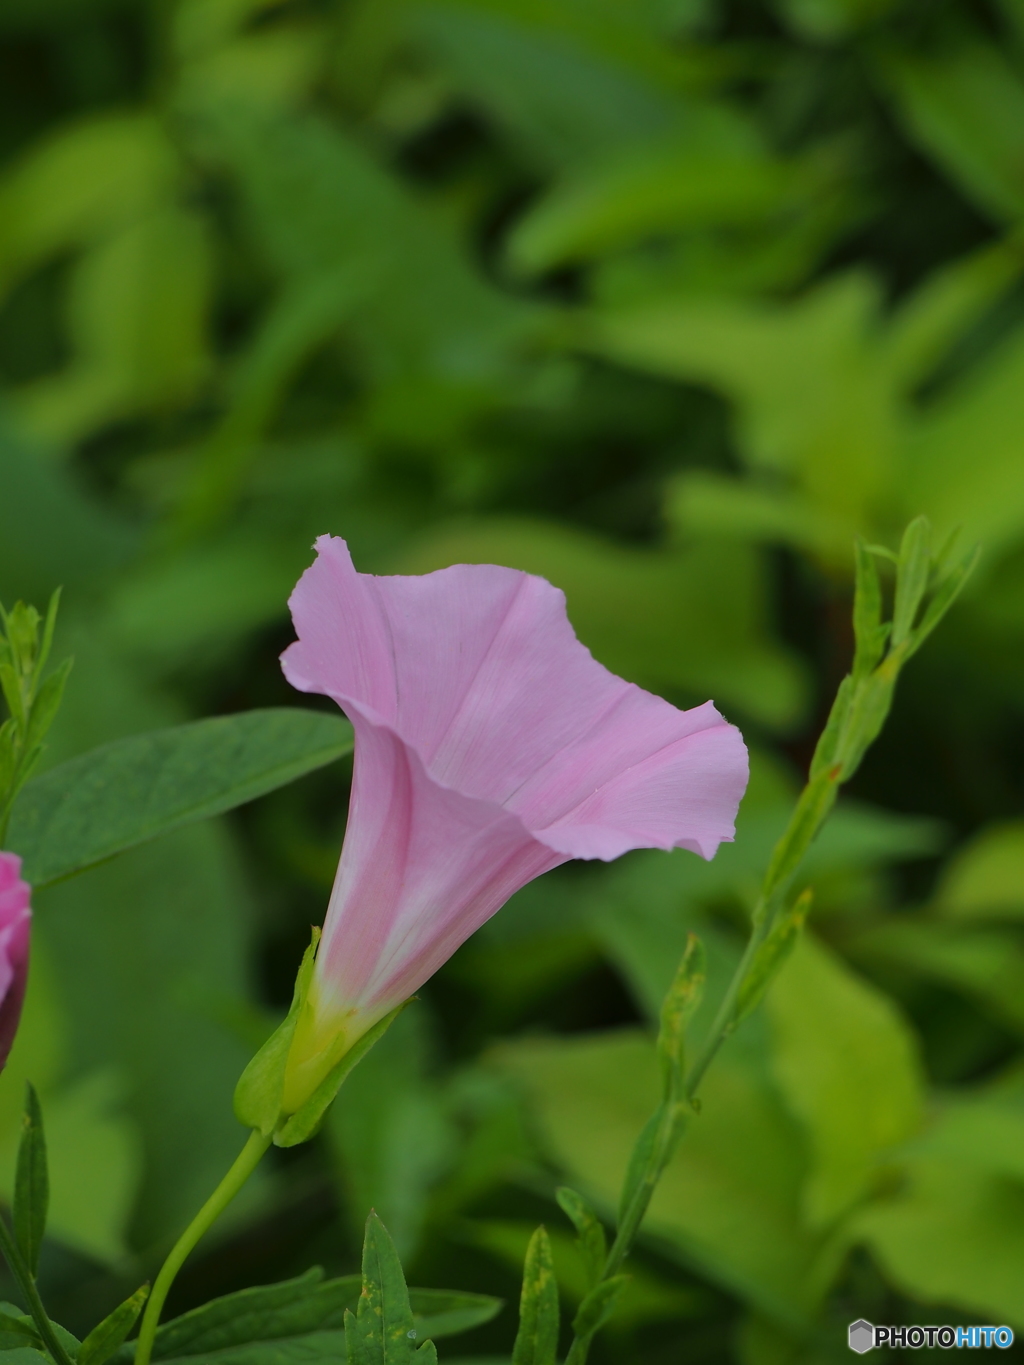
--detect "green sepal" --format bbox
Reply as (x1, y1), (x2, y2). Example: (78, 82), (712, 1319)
(78, 1283), (149, 1365)
(275, 1002), (407, 1147)
(511, 1226), (558, 1365)
(555, 1187), (606, 1290)
(234, 928), (321, 1137)
(13, 1085), (48, 1278)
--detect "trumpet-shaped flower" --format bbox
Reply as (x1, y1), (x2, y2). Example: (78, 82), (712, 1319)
(0, 853), (31, 1070)
(279, 536), (748, 1112)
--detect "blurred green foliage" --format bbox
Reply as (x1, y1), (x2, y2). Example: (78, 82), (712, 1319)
(2, 0), (1024, 1361)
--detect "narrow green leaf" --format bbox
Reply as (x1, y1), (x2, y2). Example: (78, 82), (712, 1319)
(407, 1289), (503, 1340)
(809, 674), (854, 780)
(78, 1284), (149, 1365)
(569, 1276), (628, 1339)
(0, 1311), (41, 1344)
(555, 1188), (606, 1290)
(345, 1212), (421, 1364)
(656, 934), (705, 1089)
(851, 539), (888, 681)
(616, 1107), (663, 1228)
(31, 590), (61, 693)
(13, 1085), (47, 1278)
(8, 708), (354, 887)
(23, 660), (72, 755)
(511, 1227), (558, 1365)
(733, 888), (813, 1026)
(891, 516), (932, 647)
(906, 542), (981, 660)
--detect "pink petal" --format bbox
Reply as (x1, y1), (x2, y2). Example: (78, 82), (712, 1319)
(316, 704), (563, 1025)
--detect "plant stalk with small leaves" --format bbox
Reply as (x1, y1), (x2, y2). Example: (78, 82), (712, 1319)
(0, 593), (72, 847)
(516, 517), (978, 1365)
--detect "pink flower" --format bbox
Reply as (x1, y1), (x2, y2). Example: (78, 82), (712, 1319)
(279, 536), (748, 1110)
(0, 853), (31, 1070)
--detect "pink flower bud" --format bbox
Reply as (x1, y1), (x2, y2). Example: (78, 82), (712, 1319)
(0, 852), (31, 1070)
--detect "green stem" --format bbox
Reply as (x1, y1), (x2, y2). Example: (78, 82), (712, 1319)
(134, 1130), (271, 1365)
(0, 1206), (76, 1365)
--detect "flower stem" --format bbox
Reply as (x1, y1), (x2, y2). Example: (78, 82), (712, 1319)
(0, 1207), (76, 1365)
(134, 1130), (271, 1365)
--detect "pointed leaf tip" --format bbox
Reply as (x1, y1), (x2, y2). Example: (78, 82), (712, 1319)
(511, 1226), (559, 1365)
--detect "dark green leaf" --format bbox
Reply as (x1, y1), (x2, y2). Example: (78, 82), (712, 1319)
(345, 1212), (424, 1364)
(0, 1350), (50, 1365)
(8, 708), (353, 887)
(78, 1285), (149, 1365)
(569, 1276), (628, 1339)
(407, 1289), (503, 1340)
(13, 1085), (47, 1278)
(160, 1333), (344, 1365)
(106, 1270), (352, 1364)
(510, 1227), (558, 1365)
(0, 1312), (40, 1347)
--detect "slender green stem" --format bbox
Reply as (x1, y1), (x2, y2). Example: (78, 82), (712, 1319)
(0, 1206), (76, 1365)
(134, 1130), (271, 1365)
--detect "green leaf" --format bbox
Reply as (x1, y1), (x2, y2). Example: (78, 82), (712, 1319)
(8, 708), (353, 887)
(733, 889), (812, 1028)
(555, 1188), (606, 1290)
(766, 935), (924, 1226)
(345, 1212), (427, 1364)
(107, 1270), (347, 1363)
(407, 1290), (502, 1341)
(851, 540), (886, 682)
(569, 1276), (627, 1340)
(891, 516), (931, 648)
(0, 1350), (50, 1365)
(511, 1227), (559, 1365)
(0, 1312), (40, 1346)
(879, 39), (1024, 223)
(78, 1284), (149, 1365)
(13, 1085), (47, 1277)
(934, 819), (1024, 922)
(856, 1158), (1024, 1328)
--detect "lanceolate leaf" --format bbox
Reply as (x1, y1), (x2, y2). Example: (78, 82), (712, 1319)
(13, 1085), (47, 1278)
(78, 1284), (149, 1365)
(8, 708), (353, 887)
(510, 1227), (558, 1365)
(346, 1213), (435, 1363)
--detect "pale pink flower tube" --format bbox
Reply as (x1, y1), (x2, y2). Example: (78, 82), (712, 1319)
(0, 853), (31, 1070)
(280, 537), (748, 1109)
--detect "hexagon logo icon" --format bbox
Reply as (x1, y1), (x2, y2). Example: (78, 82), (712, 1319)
(848, 1320), (874, 1353)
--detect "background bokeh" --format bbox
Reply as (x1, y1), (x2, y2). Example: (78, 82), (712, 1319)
(1, 0), (1024, 1361)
